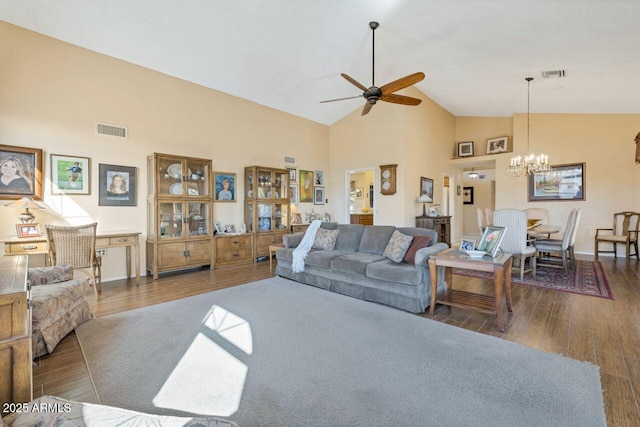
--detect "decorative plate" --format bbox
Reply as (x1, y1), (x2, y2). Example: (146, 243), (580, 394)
(169, 183), (183, 195)
(167, 163), (182, 179)
(188, 188), (198, 196)
(259, 217), (271, 231)
(465, 250), (488, 258)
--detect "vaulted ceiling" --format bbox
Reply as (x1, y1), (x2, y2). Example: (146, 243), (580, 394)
(2, 0), (639, 125)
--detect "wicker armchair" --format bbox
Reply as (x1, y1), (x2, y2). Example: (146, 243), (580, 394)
(493, 209), (536, 280)
(45, 223), (102, 299)
(595, 211), (640, 261)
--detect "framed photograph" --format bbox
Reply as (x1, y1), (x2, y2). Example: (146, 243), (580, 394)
(16, 223), (41, 238)
(299, 170), (314, 203)
(528, 163), (585, 202)
(420, 176), (434, 200)
(429, 204), (443, 216)
(225, 224), (236, 233)
(0, 144), (43, 200)
(98, 164), (137, 206)
(463, 186), (474, 204)
(314, 186), (325, 205)
(477, 226), (507, 257)
(456, 185), (461, 196)
(486, 136), (508, 154)
(460, 238), (476, 251)
(314, 170), (324, 185)
(214, 222), (225, 235)
(290, 183), (299, 205)
(51, 154), (90, 195)
(293, 213), (302, 224)
(457, 141), (474, 157)
(355, 187), (364, 198)
(287, 167), (297, 182)
(214, 172), (236, 202)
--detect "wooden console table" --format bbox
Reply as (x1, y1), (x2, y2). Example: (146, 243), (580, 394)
(416, 215), (451, 246)
(428, 249), (513, 332)
(2, 230), (141, 285)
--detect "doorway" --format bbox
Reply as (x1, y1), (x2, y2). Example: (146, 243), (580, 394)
(346, 168), (374, 223)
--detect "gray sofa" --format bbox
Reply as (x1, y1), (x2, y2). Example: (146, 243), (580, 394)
(275, 223), (448, 313)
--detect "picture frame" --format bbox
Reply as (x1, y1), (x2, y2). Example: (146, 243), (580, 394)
(420, 176), (434, 201)
(314, 186), (325, 205)
(460, 238), (476, 251)
(457, 141), (474, 158)
(98, 163), (137, 206)
(314, 170), (324, 185)
(528, 162), (586, 202)
(214, 172), (236, 202)
(486, 136), (508, 154)
(299, 170), (314, 203)
(290, 183), (299, 205)
(463, 186), (474, 204)
(225, 224), (236, 233)
(476, 226), (507, 257)
(16, 223), (41, 238)
(50, 154), (90, 195)
(355, 187), (364, 199)
(214, 222), (225, 235)
(287, 167), (297, 182)
(0, 144), (43, 200)
(456, 185), (461, 196)
(429, 204), (443, 216)
(293, 213), (302, 224)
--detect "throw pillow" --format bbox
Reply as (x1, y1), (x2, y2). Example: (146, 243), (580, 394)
(28, 265), (74, 286)
(312, 228), (339, 250)
(383, 230), (414, 263)
(403, 235), (432, 265)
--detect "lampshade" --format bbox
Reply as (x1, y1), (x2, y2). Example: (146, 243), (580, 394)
(418, 194), (432, 203)
(5, 197), (46, 223)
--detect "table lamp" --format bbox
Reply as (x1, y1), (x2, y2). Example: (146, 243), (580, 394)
(5, 197), (46, 223)
(417, 194), (432, 217)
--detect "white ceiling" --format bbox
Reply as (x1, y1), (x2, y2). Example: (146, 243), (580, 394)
(2, 0), (640, 125)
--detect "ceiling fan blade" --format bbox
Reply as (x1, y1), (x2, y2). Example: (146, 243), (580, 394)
(319, 95), (363, 103)
(341, 73), (368, 91)
(380, 93), (422, 106)
(380, 72), (425, 95)
(361, 102), (373, 116)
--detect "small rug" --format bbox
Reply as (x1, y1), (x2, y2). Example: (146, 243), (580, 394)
(453, 260), (613, 299)
(75, 277), (606, 427)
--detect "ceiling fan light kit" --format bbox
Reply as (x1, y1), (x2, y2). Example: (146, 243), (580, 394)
(321, 22), (425, 116)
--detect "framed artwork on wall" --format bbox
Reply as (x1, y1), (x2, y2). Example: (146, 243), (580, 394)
(420, 176), (434, 200)
(314, 170), (324, 185)
(457, 141), (474, 157)
(314, 186), (325, 205)
(528, 163), (585, 202)
(486, 136), (508, 154)
(98, 164), (137, 206)
(299, 170), (314, 203)
(290, 183), (298, 205)
(287, 167), (297, 182)
(463, 186), (474, 204)
(0, 144), (43, 200)
(51, 154), (90, 195)
(214, 172), (236, 202)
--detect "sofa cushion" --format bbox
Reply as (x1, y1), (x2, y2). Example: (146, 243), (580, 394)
(28, 265), (74, 286)
(359, 225), (396, 255)
(331, 252), (386, 276)
(403, 235), (432, 265)
(366, 259), (423, 286)
(383, 230), (414, 263)
(334, 224), (365, 252)
(312, 228), (339, 250)
(305, 249), (353, 269)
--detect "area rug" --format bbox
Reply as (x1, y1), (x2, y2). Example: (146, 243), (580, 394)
(75, 277), (606, 427)
(453, 260), (613, 299)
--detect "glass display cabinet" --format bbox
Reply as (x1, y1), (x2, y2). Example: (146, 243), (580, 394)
(146, 153), (213, 278)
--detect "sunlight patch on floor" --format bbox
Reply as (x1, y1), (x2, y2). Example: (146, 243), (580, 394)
(203, 305), (253, 354)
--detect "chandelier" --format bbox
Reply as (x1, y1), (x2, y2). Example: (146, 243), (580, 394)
(506, 77), (551, 177)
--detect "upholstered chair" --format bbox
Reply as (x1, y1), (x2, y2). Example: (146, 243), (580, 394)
(535, 209), (577, 273)
(484, 208), (494, 227)
(493, 209), (536, 280)
(595, 211), (640, 261)
(476, 208), (487, 237)
(524, 207), (550, 239)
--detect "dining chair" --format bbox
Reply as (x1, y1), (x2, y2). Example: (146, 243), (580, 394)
(45, 223), (103, 299)
(484, 208), (494, 227)
(524, 207), (550, 239)
(476, 208), (487, 236)
(535, 209), (577, 273)
(595, 211), (640, 261)
(493, 209), (536, 280)
(568, 208), (582, 267)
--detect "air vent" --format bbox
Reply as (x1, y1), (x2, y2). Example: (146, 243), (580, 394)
(96, 122), (127, 138)
(284, 155), (296, 164)
(542, 70), (566, 79)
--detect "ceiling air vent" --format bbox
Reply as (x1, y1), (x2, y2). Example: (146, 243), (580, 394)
(284, 155), (296, 164)
(542, 70), (566, 79)
(96, 122), (127, 138)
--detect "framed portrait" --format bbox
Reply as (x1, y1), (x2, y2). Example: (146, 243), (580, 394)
(98, 164), (137, 206)
(299, 170), (314, 203)
(290, 183), (298, 205)
(214, 172), (236, 202)
(486, 136), (508, 154)
(314, 170), (324, 185)
(477, 226), (507, 257)
(463, 186), (474, 204)
(214, 222), (225, 235)
(355, 187), (363, 198)
(314, 186), (325, 205)
(460, 238), (476, 251)
(225, 224), (236, 233)
(528, 163), (585, 202)
(420, 176), (434, 200)
(457, 141), (474, 157)
(51, 154), (90, 195)
(287, 167), (297, 182)
(0, 144), (43, 200)
(16, 223), (41, 238)
(292, 213), (302, 224)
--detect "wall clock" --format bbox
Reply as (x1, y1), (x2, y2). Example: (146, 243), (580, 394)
(379, 164), (397, 195)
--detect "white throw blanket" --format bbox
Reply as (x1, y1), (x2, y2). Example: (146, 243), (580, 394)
(291, 219), (322, 273)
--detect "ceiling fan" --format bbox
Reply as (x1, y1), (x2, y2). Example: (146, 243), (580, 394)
(321, 21), (425, 116)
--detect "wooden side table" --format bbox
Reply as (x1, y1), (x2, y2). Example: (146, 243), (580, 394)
(416, 215), (451, 246)
(268, 243), (284, 272)
(428, 249), (513, 332)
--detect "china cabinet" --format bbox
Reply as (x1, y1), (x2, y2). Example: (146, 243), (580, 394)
(244, 166), (291, 258)
(146, 153), (213, 279)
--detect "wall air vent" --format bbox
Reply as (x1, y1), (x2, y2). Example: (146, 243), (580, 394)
(542, 70), (566, 79)
(284, 155), (296, 164)
(96, 122), (127, 138)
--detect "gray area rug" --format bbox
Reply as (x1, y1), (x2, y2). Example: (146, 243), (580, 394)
(76, 277), (606, 427)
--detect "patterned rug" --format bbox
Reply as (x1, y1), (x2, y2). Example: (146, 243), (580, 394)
(452, 260), (613, 299)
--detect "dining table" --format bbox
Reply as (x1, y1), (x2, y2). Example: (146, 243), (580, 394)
(527, 224), (561, 239)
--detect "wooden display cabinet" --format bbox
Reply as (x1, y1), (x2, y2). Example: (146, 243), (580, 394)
(215, 234), (254, 267)
(146, 153), (214, 279)
(244, 166), (291, 258)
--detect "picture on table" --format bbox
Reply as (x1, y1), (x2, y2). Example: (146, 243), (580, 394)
(460, 238), (476, 251)
(0, 144), (43, 200)
(476, 226), (506, 257)
(16, 223), (41, 238)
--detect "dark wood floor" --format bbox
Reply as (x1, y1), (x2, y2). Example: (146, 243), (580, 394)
(33, 255), (640, 426)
